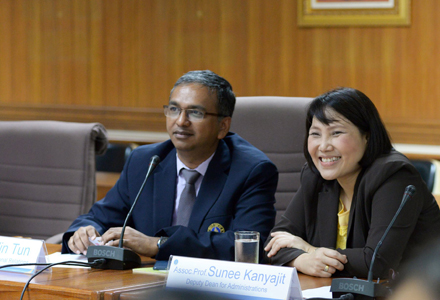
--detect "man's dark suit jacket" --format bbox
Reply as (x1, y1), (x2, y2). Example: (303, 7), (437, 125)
(266, 150), (440, 278)
(62, 132), (278, 261)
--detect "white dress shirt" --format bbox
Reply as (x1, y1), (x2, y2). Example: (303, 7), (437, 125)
(172, 153), (215, 225)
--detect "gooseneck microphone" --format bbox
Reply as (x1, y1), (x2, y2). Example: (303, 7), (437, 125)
(331, 185), (416, 300)
(118, 155), (161, 248)
(87, 155), (161, 270)
(366, 185), (416, 282)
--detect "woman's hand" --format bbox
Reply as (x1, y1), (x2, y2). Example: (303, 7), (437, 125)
(290, 247), (348, 278)
(265, 231), (316, 257)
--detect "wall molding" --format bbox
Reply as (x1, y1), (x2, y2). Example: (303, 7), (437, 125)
(0, 104), (439, 146)
(385, 119), (440, 145)
(0, 103), (166, 132)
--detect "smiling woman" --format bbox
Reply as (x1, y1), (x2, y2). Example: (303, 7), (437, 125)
(264, 87), (440, 279)
(307, 109), (368, 205)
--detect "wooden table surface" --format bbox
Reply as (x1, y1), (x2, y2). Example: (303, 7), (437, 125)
(0, 244), (166, 300)
(0, 244), (332, 300)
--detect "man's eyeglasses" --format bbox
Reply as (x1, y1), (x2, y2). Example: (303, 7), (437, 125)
(163, 105), (226, 122)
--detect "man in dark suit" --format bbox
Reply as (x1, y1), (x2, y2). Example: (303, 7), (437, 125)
(62, 70), (278, 261)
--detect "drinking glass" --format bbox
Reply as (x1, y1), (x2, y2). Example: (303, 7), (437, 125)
(234, 231), (259, 263)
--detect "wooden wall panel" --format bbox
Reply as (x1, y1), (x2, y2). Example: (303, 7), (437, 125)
(0, 0), (440, 144)
(0, 0), (12, 104)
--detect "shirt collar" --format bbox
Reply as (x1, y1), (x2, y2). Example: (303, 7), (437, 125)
(176, 152), (215, 176)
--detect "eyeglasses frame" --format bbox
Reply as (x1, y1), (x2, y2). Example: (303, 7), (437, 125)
(163, 105), (227, 122)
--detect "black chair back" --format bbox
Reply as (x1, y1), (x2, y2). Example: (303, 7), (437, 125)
(410, 159), (436, 192)
(96, 143), (134, 173)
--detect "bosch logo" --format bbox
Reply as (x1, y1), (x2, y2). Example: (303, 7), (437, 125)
(338, 282), (365, 292)
(93, 248), (116, 258)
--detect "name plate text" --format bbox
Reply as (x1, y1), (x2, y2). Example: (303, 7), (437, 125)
(0, 236), (48, 274)
(166, 256), (302, 300)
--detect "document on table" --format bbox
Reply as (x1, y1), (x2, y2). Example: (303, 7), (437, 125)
(133, 267), (168, 275)
(46, 252), (89, 268)
(302, 286), (332, 299)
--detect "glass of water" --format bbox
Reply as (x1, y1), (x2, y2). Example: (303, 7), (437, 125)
(234, 231), (260, 263)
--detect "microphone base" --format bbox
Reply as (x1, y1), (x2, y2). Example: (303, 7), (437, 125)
(331, 278), (389, 300)
(86, 245), (142, 270)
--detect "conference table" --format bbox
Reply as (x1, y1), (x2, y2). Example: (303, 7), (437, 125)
(0, 244), (332, 300)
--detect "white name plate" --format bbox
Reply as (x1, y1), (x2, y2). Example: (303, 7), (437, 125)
(166, 256), (302, 300)
(0, 236), (48, 274)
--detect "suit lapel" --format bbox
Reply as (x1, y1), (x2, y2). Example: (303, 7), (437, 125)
(346, 170), (364, 244)
(152, 149), (177, 233)
(188, 140), (230, 231)
(317, 181), (339, 248)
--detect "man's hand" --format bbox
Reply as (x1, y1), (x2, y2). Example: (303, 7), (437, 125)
(101, 226), (160, 258)
(68, 225), (100, 255)
(289, 247), (347, 278)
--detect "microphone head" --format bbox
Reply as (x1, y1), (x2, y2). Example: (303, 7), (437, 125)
(405, 185), (416, 196)
(150, 155), (161, 166)
(402, 185), (416, 206)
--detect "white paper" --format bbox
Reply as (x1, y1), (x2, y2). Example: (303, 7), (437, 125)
(301, 286), (332, 299)
(45, 252), (89, 268)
